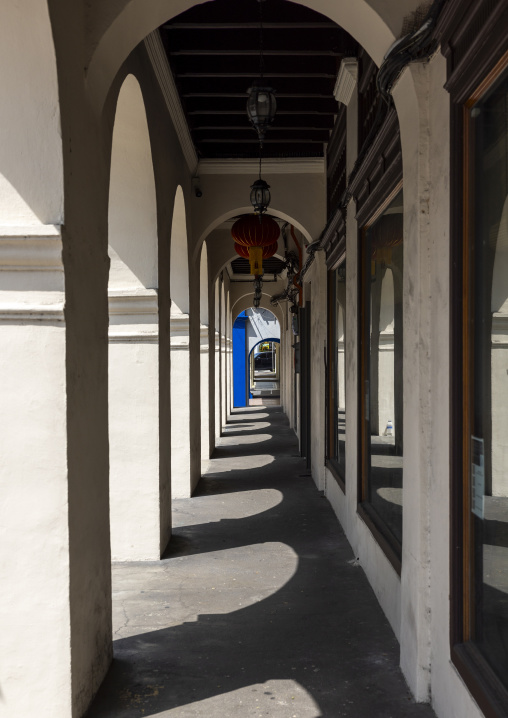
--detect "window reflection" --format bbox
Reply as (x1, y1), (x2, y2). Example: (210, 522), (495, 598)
(468, 69), (508, 688)
(329, 264), (346, 479)
(363, 192), (403, 549)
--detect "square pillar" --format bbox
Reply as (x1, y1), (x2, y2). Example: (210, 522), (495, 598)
(108, 288), (165, 560)
(171, 312), (192, 498)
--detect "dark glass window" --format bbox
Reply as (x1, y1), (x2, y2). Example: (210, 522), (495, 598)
(328, 264), (347, 479)
(361, 191), (404, 554)
(465, 69), (508, 689)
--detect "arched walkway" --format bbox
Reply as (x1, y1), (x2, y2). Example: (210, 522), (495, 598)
(86, 405), (437, 718)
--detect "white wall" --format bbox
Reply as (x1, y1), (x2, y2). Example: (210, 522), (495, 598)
(170, 186), (192, 497)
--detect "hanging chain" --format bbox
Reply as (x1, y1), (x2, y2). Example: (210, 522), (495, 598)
(258, 0), (264, 82)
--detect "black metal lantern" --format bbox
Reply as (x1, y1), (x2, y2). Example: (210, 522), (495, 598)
(250, 178), (271, 214)
(246, 86), (277, 144)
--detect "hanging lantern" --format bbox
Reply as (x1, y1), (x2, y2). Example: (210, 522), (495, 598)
(232, 214), (279, 247)
(234, 240), (278, 260)
(246, 86), (277, 144)
(232, 214), (280, 276)
(250, 178), (271, 215)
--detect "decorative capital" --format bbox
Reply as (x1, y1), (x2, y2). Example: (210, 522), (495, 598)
(333, 58), (358, 106)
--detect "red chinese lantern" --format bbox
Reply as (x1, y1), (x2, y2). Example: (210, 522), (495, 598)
(231, 214), (280, 275)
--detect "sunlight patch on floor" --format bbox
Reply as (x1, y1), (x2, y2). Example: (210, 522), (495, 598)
(150, 680), (321, 717)
(112, 542), (298, 639)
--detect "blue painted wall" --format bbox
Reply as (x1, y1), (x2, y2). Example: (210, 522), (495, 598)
(233, 311), (248, 407)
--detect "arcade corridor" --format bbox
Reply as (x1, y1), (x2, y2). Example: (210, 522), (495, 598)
(87, 406), (436, 718)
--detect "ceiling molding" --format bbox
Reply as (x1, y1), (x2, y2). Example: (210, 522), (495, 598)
(198, 157), (325, 175)
(144, 31), (199, 175)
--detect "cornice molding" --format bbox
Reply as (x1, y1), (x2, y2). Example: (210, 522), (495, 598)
(198, 157), (325, 175)
(144, 31), (198, 175)
(170, 312), (190, 348)
(0, 225), (62, 272)
(108, 288), (158, 316)
(109, 329), (158, 343)
(0, 299), (65, 324)
(333, 58), (358, 106)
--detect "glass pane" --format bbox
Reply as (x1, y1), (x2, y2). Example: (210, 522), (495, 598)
(334, 265), (346, 472)
(470, 69), (508, 686)
(364, 192), (404, 546)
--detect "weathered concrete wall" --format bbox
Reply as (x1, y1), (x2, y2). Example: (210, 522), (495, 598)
(308, 252), (327, 491)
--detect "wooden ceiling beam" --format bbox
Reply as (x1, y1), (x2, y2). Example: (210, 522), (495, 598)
(164, 22), (338, 29)
(187, 109), (336, 115)
(191, 120), (332, 129)
(198, 137), (325, 143)
(176, 72), (336, 78)
(171, 49), (341, 56)
(182, 92), (335, 98)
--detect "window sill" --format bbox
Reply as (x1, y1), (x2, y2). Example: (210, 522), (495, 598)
(325, 459), (345, 494)
(451, 643), (508, 718)
(357, 502), (402, 576)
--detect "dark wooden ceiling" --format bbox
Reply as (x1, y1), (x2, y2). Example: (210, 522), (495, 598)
(159, 0), (358, 158)
(231, 256), (286, 276)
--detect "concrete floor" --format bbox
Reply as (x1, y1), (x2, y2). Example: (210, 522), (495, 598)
(86, 406), (436, 718)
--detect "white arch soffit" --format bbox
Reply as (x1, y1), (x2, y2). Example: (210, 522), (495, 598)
(109, 74), (158, 290)
(231, 293), (284, 325)
(170, 185), (189, 315)
(85, 0), (417, 115)
(0, 1), (63, 225)
(196, 208), (312, 265)
(213, 252), (285, 285)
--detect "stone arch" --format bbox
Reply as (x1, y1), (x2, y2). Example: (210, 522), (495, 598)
(231, 293), (284, 326)
(85, 0), (422, 114)
(107, 73), (164, 562)
(195, 207), (313, 262)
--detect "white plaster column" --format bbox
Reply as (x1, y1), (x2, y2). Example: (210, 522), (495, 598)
(392, 57), (445, 701)
(171, 312), (192, 498)
(226, 334), (233, 415)
(200, 323), (210, 461)
(0, 226), (77, 717)
(309, 251), (328, 490)
(214, 328), (221, 439)
(221, 331), (227, 425)
(108, 289), (163, 560)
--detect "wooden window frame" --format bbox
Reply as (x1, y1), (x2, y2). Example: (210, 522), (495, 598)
(358, 181), (403, 576)
(450, 49), (508, 718)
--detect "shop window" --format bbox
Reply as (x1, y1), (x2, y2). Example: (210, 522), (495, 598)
(456, 61), (508, 709)
(359, 190), (403, 569)
(327, 263), (347, 485)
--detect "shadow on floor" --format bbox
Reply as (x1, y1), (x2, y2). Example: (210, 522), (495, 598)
(86, 407), (435, 718)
